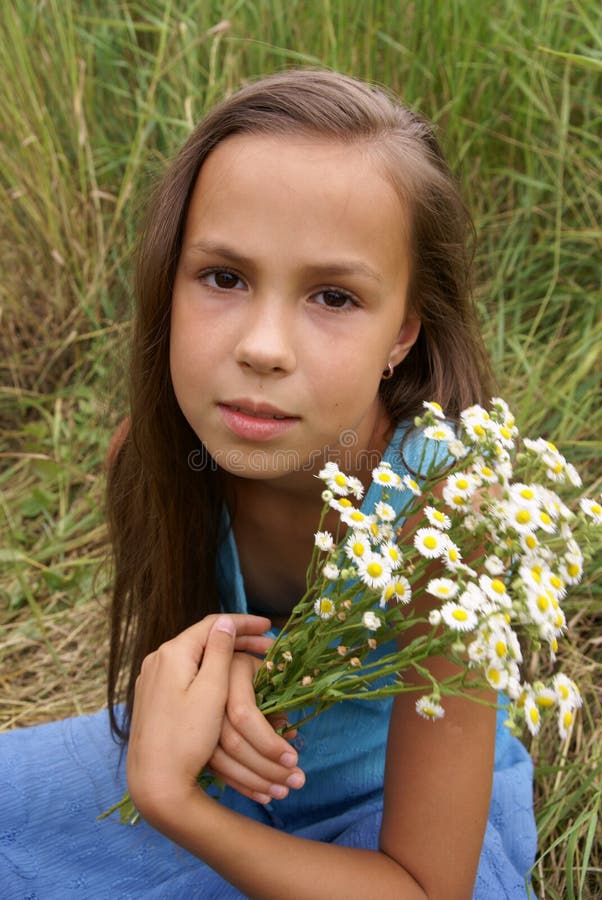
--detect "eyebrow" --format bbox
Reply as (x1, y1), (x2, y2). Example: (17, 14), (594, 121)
(185, 239), (383, 284)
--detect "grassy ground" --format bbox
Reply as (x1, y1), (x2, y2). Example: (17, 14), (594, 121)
(1, 1), (600, 896)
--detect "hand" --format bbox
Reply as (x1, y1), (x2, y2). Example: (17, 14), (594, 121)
(126, 614), (272, 820)
(207, 652), (306, 804)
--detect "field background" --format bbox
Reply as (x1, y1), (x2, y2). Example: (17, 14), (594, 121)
(1, 1), (600, 896)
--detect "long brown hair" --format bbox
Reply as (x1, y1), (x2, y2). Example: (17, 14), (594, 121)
(106, 69), (493, 740)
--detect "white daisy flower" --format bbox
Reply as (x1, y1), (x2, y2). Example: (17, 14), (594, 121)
(424, 423), (455, 443)
(375, 501), (396, 522)
(422, 400), (445, 419)
(362, 610), (381, 631)
(424, 506), (451, 530)
(472, 460), (498, 484)
(493, 421), (517, 449)
(328, 496), (355, 513)
(347, 476), (365, 500)
(579, 497), (602, 524)
(322, 562), (340, 580)
(372, 465), (402, 489)
(565, 462), (582, 488)
(402, 474), (421, 496)
(509, 483), (540, 507)
(357, 553), (392, 590)
(446, 472), (477, 498)
(321, 489), (333, 502)
(484, 662), (509, 691)
(460, 406), (492, 441)
(458, 582), (487, 612)
(380, 540), (403, 568)
(504, 500), (537, 534)
(345, 532), (370, 563)
(380, 576), (412, 607)
(442, 541), (463, 569)
(558, 705), (576, 741)
(369, 520), (394, 544)
(479, 574), (511, 608)
(340, 507), (374, 531)
(559, 552), (583, 586)
(448, 438), (468, 459)
(428, 609), (442, 626)
(314, 531), (334, 551)
(442, 484), (471, 512)
(427, 577), (458, 600)
(523, 693), (542, 736)
(552, 674), (577, 705)
(413, 527), (447, 559)
(323, 469), (352, 496)
(535, 507), (556, 534)
(525, 590), (555, 627)
(416, 696), (445, 720)
(314, 596), (336, 620)
(484, 555), (505, 576)
(440, 602), (478, 632)
(534, 686), (557, 710)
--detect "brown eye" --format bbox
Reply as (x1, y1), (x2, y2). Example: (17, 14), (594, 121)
(213, 270), (240, 289)
(315, 289), (355, 309)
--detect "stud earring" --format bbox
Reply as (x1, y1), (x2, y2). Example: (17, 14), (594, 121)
(381, 363), (394, 381)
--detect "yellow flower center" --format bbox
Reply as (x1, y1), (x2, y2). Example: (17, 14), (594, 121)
(338, 498), (352, 508)
(408, 479), (419, 491)
(438, 586), (450, 596)
(452, 608), (468, 622)
(519, 487), (534, 500)
(366, 562), (383, 578)
(491, 579), (506, 595)
(525, 535), (537, 549)
(535, 695), (555, 708)
(474, 424), (485, 436)
(531, 567), (542, 583)
(353, 542), (365, 557)
(567, 563), (580, 578)
(423, 536), (438, 550)
(529, 707), (540, 725)
(516, 509), (531, 525)
(456, 478), (469, 490)
(500, 426), (512, 439)
(495, 641), (507, 658)
(350, 511), (365, 522)
(452, 495), (465, 506)
(537, 595), (549, 612)
(448, 548), (459, 562)
(487, 668), (501, 686)
(562, 710), (573, 729)
(378, 472), (391, 483)
(319, 599), (334, 614)
(433, 511), (445, 522)
(481, 466), (493, 477)
(387, 547), (400, 561)
(551, 638), (558, 653)
(591, 503), (602, 515)
(546, 441), (558, 452)
(334, 473), (347, 487)
(539, 512), (552, 526)
(558, 685), (569, 700)
(552, 461), (563, 474)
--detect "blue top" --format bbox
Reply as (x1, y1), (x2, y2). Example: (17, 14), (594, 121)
(0, 423), (537, 898)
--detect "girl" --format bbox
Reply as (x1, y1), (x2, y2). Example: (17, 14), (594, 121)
(0, 71), (536, 898)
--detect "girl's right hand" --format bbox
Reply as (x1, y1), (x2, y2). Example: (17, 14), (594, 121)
(207, 651), (306, 804)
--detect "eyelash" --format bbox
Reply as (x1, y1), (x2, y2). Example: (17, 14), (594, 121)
(198, 268), (360, 311)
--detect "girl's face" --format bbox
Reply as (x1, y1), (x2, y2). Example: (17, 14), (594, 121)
(170, 133), (419, 482)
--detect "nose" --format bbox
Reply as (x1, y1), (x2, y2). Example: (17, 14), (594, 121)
(234, 298), (296, 375)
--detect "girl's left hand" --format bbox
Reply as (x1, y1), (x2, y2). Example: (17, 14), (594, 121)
(126, 614), (271, 820)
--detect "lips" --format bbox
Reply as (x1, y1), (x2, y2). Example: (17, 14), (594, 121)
(221, 400), (298, 420)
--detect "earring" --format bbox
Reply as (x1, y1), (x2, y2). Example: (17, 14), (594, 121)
(381, 363), (394, 381)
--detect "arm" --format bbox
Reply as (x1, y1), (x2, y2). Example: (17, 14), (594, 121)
(127, 613), (495, 899)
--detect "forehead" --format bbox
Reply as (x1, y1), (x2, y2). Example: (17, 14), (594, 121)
(182, 133), (409, 274)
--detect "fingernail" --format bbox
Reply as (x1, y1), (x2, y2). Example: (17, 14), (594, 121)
(215, 615), (234, 635)
(279, 752), (297, 767)
(286, 772), (305, 789)
(269, 784), (288, 800)
(252, 792), (271, 804)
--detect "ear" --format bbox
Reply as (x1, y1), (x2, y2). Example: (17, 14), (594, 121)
(389, 314), (421, 367)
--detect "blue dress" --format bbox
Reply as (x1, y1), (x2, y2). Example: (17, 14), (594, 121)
(0, 425), (537, 899)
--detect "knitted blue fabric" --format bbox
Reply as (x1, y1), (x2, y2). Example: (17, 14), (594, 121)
(0, 424), (537, 898)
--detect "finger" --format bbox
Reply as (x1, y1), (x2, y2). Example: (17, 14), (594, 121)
(161, 614), (272, 675)
(205, 766), (276, 806)
(234, 635), (275, 655)
(208, 738), (304, 799)
(190, 616), (236, 714)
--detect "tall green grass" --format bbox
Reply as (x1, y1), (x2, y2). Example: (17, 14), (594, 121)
(1, 2), (600, 896)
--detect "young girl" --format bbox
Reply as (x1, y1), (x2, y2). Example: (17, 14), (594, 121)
(0, 70), (536, 898)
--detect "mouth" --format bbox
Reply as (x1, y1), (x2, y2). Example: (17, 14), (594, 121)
(221, 401), (298, 420)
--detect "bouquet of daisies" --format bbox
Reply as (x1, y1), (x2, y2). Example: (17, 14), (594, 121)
(105, 398), (601, 823)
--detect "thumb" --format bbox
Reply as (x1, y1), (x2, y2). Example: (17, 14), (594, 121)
(192, 615), (236, 709)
